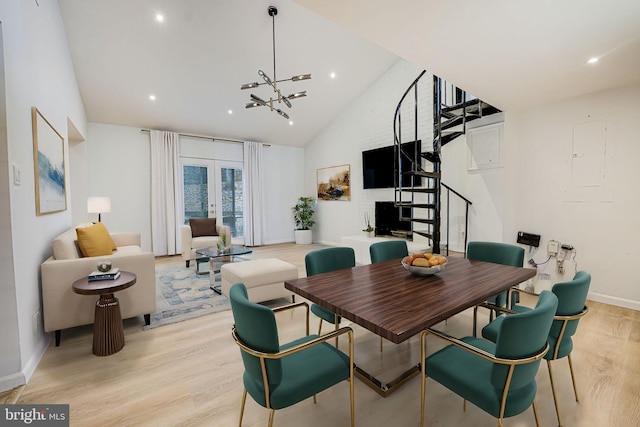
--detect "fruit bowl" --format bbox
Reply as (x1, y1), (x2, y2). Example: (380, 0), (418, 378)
(401, 255), (447, 276)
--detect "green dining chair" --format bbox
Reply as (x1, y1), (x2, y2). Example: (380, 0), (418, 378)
(369, 240), (409, 263)
(482, 271), (591, 427)
(467, 241), (525, 336)
(305, 247), (356, 336)
(369, 240), (409, 351)
(229, 283), (355, 427)
(420, 290), (558, 427)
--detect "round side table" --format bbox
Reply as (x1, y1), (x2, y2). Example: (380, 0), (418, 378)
(72, 271), (136, 356)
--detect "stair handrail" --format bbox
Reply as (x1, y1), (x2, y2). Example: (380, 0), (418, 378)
(442, 183), (472, 256)
(441, 183), (472, 205)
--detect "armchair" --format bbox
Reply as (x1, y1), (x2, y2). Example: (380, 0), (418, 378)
(229, 283), (354, 426)
(180, 218), (232, 268)
(420, 291), (558, 427)
(482, 271), (591, 426)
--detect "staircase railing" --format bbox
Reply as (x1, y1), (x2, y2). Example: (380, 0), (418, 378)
(442, 183), (472, 255)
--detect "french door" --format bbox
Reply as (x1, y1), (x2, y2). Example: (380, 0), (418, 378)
(182, 159), (244, 239)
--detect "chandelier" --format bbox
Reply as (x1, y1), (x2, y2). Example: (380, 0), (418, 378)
(241, 6), (311, 120)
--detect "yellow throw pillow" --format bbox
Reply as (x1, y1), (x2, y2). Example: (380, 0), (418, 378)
(94, 222), (118, 251)
(76, 222), (116, 257)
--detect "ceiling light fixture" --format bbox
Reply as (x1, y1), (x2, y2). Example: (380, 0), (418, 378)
(587, 57), (599, 64)
(241, 6), (310, 120)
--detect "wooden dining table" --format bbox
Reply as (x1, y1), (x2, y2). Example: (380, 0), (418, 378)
(285, 256), (536, 396)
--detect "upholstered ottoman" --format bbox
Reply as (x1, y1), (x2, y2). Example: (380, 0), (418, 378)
(220, 258), (298, 303)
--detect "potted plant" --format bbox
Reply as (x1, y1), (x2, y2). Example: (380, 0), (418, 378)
(217, 233), (231, 261)
(362, 213), (374, 238)
(292, 196), (315, 244)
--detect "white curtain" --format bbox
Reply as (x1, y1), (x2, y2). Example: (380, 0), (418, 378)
(243, 141), (264, 246)
(150, 130), (184, 256)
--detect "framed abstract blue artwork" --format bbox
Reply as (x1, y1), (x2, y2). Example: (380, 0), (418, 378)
(32, 107), (66, 215)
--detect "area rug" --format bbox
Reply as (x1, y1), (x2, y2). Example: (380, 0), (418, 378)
(144, 263), (231, 330)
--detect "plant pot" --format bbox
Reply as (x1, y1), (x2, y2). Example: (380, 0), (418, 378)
(294, 229), (312, 245)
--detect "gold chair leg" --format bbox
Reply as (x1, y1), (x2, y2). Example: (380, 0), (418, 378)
(238, 388), (247, 427)
(497, 418), (503, 427)
(532, 400), (540, 427)
(420, 333), (427, 427)
(267, 409), (275, 427)
(420, 375), (426, 427)
(313, 394), (317, 404)
(350, 377), (355, 427)
(567, 354), (580, 402)
(317, 319), (323, 335)
(463, 399), (467, 412)
(547, 360), (563, 427)
(334, 314), (340, 347)
(380, 337), (383, 352)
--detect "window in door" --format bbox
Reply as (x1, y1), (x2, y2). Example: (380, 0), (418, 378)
(183, 160), (244, 239)
(183, 164), (211, 221)
(218, 165), (244, 238)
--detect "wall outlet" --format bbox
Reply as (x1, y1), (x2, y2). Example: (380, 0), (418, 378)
(548, 240), (559, 256)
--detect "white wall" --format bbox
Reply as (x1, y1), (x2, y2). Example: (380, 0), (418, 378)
(0, 0), (87, 391)
(86, 124), (305, 249)
(86, 124), (151, 249)
(305, 60), (428, 245)
(263, 144), (305, 244)
(306, 56), (640, 309)
(504, 84), (640, 309)
(305, 59), (471, 251)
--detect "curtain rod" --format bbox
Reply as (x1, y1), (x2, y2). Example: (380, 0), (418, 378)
(140, 129), (270, 146)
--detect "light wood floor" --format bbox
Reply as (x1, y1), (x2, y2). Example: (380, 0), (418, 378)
(5, 243), (640, 426)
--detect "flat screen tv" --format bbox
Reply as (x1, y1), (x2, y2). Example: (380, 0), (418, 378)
(362, 140), (422, 189)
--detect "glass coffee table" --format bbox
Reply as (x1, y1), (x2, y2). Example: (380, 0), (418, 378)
(195, 246), (253, 294)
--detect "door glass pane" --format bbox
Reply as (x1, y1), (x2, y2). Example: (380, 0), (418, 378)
(221, 167), (243, 237)
(183, 165), (208, 221)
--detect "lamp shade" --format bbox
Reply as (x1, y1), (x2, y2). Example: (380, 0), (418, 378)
(87, 196), (111, 213)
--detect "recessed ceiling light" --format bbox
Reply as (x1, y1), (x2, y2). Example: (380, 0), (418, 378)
(228, 110), (233, 114)
(587, 57), (599, 64)
(289, 121), (293, 126)
(156, 14), (165, 23)
(149, 95), (156, 101)
(330, 72), (336, 79)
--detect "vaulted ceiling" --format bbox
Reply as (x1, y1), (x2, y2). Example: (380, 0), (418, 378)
(59, 0), (640, 147)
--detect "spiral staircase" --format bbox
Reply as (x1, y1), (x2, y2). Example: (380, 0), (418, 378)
(393, 71), (501, 254)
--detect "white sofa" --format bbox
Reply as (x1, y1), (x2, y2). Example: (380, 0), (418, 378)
(181, 221), (232, 268)
(40, 225), (156, 346)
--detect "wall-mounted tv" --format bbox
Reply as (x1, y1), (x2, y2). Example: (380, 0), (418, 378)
(362, 140), (422, 189)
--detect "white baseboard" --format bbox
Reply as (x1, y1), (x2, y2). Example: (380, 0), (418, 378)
(0, 372), (25, 393)
(587, 292), (640, 311)
(0, 333), (50, 393)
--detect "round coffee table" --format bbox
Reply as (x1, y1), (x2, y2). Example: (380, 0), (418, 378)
(72, 271), (136, 356)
